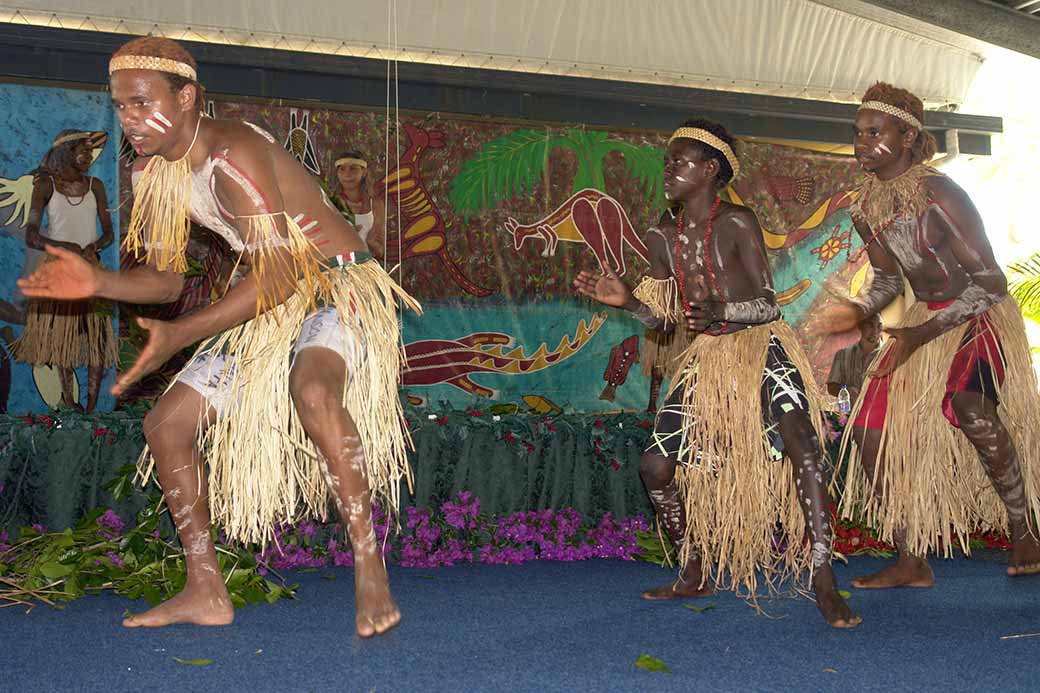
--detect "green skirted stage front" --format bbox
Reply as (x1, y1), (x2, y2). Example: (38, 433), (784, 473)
(0, 410), (667, 534)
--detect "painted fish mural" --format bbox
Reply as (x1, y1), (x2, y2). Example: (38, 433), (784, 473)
(402, 314), (607, 399)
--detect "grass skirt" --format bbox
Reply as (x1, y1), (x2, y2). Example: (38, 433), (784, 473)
(12, 257), (115, 369)
(668, 321), (827, 597)
(838, 297), (1040, 556)
(139, 260), (421, 544)
(641, 321), (694, 379)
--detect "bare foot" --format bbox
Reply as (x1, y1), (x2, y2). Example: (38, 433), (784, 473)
(852, 556), (934, 589)
(354, 557), (400, 638)
(1007, 523), (1040, 577)
(122, 580), (234, 628)
(813, 565), (861, 629)
(642, 562), (713, 600)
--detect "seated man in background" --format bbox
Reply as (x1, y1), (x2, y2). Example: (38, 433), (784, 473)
(826, 313), (883, 406)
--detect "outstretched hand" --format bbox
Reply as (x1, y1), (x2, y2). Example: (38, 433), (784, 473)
(17, 245), (101, 300)
(572, 268), (631, 308)
(112, 317), (187, 396)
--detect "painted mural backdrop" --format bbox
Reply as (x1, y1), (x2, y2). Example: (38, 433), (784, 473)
(0, 84), (120, 414)
(0, 81), (869, 415)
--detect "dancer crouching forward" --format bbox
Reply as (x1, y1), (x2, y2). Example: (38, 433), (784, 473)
(18, 36), (421, 636)
(814, 82), (1040, 588)
(573, 120), (859, 628)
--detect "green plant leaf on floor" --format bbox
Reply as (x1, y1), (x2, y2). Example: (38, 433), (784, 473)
(635, 654), (671, 673)
(1, 465), (296, 613)
(838, 590), (852, 599)
(683, 604), (715, 613)
(823, 668), (838, 673)
(173, 658), (213, 666)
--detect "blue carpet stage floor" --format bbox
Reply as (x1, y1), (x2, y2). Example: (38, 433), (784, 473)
(3, 554), (1038, 692)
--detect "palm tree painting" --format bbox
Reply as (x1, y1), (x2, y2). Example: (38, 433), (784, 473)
(450, 128), (664, 218)
(448, 128), (664, 275)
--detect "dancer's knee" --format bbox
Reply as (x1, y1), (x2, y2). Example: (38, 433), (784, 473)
(144, 400), (198, 453)
(289, 375), (339, 420)
(640, 452), (676, 488)
(778, 410), (820, 463)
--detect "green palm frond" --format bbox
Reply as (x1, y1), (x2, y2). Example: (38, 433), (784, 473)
(608, 141), (665, 209)
(1007, 252), (1040, 323)
(449, 129), (565, 220)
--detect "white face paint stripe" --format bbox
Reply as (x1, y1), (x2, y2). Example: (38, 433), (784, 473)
(153, 112), (173, 128)
(878, 143), (892, 154)
(144, 118), (166, 134)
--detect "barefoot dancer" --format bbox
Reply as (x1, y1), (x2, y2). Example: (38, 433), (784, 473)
(13, 130), (116, 412)
(18, 37), (420, 635)
(818, 83), (1040, 588)
(574, 120), (859, 628)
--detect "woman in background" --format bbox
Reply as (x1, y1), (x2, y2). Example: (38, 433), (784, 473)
(13, 129), (115, 412)
(335, 150), (386, 259)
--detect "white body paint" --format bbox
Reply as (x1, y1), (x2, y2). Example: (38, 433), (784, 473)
(154, 111), (173, 128)
(144, 118), (166, 134)
(884, 215), (926, 272)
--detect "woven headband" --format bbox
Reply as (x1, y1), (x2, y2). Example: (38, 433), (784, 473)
(858, 101), (923, 130)
(52, 132), (91, 147)
(335, 157), (367, 169)
(667, 127), (740, 179)
(109, 55), (197, 81)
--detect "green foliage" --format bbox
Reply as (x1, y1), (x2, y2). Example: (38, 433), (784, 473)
(633, 527), (676, 567)
(635, 654), (671, 674)
(449, 129), (561, 221)
(447, 128), (664, 219)
(0, 469), (294, 612)
(609, 140), (665, 209)
(1008, 252), (1040, 324)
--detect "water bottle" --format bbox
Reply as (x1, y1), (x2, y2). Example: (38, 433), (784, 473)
(837, 385), (851, 414)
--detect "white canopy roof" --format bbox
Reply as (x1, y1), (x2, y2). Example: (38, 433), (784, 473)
(2, 0), (985, 106)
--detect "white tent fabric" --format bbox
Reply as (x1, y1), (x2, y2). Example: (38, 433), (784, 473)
(3, 0), (982, 105)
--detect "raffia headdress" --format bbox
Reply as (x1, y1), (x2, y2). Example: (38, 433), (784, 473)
(858, 101), (922, 131)
(667, 127), (740, 179)
(109, 54), (197, 81)
(335, 157), (367, 169)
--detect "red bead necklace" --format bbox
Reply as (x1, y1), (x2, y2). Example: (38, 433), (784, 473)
(674, 195), (725, 333)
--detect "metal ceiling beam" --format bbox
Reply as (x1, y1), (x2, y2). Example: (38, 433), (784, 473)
(0, 23), (1001, 154)
(857, 0), (1040, 58)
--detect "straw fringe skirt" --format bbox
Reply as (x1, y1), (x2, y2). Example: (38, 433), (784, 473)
(12, 256), (116, 369)
(138, 260), (421, 544)
(668, 321), (828, 597)
(641, 321), (694, 379)
(838, 297), (1040, 556)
